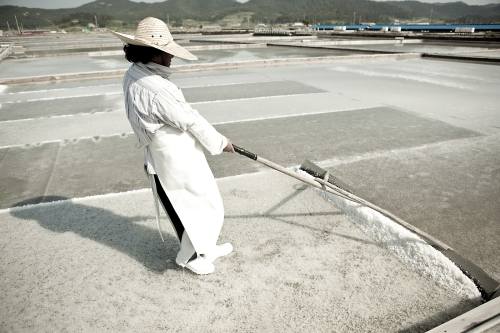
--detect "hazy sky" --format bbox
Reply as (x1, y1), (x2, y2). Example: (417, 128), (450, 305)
(0, 0), (498, 9)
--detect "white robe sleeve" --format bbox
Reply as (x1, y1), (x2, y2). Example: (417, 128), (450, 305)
(154, 85), (226, 155)
(153, 87), (199, 131)
(188, 115), (227, 155)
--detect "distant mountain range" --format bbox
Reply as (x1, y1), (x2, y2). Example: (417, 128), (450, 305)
(1, 0), (499, 31)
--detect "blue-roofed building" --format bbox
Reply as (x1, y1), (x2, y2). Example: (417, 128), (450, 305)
(313, 24), (500, 33)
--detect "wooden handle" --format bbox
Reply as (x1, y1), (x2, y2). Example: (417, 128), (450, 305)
(233, 144), (451, 251)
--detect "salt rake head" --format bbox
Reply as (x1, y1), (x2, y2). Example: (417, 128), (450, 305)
(300, 160), (500, 301)
(299, 160), (359, 197)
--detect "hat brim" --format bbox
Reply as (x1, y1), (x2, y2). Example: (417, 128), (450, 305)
(110, 30), (198, 61)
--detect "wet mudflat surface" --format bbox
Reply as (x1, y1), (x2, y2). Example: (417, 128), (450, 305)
(0, 47), (354, 79)
(3, 78), (121, 94)
(0, 55), (130, 78)
(0, 36), (116, 45)
(21, 39), (122, 51)
(190, 36), (316, 44)
(177, 41), (222, 46)
(173, 47), (354, 65)
(330, 43), (494, 53)
(15, 40), (214, 49)
(457, 50), (500, 58)
(19, 46), (124, 56)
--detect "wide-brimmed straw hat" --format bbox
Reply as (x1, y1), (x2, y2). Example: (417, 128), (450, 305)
(110, 17), (197, 61)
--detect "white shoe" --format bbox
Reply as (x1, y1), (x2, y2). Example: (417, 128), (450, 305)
(176, 256), (214, 275)
(202, 243), (233, 263)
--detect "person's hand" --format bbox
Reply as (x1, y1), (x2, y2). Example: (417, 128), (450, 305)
(223, 138), (235, 153)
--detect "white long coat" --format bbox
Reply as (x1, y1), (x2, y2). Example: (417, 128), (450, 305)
(123, 62), (227, 255)
(149, 125), (225, 255)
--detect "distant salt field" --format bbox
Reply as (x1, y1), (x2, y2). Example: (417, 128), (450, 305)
(326, 43), (495, 53)
(0, 47), (356, 79)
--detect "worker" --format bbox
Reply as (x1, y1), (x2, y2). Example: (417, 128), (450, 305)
(111, 17), (234, 275)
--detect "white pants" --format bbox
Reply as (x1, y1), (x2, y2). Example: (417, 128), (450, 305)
(176, 230), (196, 264)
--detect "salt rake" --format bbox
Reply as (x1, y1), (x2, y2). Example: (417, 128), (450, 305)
(233, 144), (500, 301)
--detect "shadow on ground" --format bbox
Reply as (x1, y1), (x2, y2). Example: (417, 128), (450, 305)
(10, 196), (180, 273)
(225, 184), (383, 248)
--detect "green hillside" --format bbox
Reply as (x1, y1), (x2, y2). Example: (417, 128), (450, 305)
(240, 0), (413, 25)
(0, 0), (241, 31)
(387, 1), (500, 23)
(116, 0), (241, 23)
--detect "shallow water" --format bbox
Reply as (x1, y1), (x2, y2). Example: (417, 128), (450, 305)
(0, 55), (130, 78)
(172, 47), (355, 65)
(0, 47), (356, 78)
(331, 43), (494, 54)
